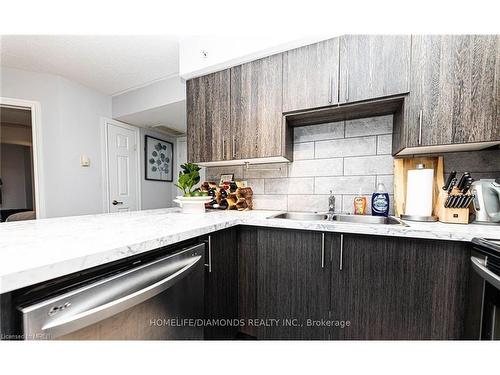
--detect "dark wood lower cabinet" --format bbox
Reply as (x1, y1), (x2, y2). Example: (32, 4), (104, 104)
(255, 228), (331, 339)
(204, 228), (238, 339)
(207, 227), (471, 340)
(238, 227), (258, 337)
(330, 234), (471, 340)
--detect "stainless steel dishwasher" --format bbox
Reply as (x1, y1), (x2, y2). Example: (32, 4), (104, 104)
(16, 242), (205, 340)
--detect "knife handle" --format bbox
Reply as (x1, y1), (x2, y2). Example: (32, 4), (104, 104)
(456, 173), (468, 191)
(447, 178), (457, 194)
(451, 195), (458, 208)
(445, 195), (454, 208)
(461, 177), (474, 194)
(443, 171), (457, 191)
(464, 195), (473, 208)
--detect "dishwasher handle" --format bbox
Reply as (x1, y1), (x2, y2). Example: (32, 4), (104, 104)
(19, 243), (204, 339)
(471, 256), (500, 290)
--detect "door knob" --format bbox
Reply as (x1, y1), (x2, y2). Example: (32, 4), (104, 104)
(112, 200), (123, 205)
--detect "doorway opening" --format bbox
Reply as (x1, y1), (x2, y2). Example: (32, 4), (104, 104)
(102, 118), (142, 213)
(0, 105), (35, 222)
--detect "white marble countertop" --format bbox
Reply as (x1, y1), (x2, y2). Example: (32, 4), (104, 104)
(1, 208), (499, 294)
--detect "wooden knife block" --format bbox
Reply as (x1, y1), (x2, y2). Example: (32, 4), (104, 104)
(436, 188), (471, 224)
(439, 208), (470, 224)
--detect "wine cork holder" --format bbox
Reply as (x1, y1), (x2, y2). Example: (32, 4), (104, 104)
(200, 182), (253, 211)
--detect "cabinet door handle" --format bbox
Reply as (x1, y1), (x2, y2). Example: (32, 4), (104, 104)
(418, 110), (423, 145)
(339, 234), (344, 270)
(222, 138), (226, 159)
(232, 135), (236, 159)
(205, 235), (212, 273)
(321, 233), (325, 268)
(328, 74), (332, 104)
(345, 69), (349, 102)
(332, 71), (337, 103)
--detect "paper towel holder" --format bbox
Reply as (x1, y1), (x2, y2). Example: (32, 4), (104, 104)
(400, 163), (438, 222)
(394, 156), (445, 221)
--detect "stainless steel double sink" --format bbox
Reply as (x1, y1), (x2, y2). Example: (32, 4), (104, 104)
(267, 212), (407, 226)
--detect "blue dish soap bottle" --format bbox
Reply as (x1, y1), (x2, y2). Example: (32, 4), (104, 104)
(371, 183), (389, 217)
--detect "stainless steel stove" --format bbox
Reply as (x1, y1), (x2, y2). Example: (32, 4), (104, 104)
(467, 238), (500, 340)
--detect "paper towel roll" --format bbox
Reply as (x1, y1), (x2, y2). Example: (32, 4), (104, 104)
(405, 167), (434, 217)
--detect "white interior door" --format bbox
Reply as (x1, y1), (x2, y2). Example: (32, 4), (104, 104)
(105, 120), (140, 213)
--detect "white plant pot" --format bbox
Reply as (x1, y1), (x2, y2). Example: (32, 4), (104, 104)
(173, 196), (212, 214)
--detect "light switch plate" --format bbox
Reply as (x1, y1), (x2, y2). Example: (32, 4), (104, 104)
(80, 155), (90, 167)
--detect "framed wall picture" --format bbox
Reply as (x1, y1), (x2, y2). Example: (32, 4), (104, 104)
(145, 135), (173, 182)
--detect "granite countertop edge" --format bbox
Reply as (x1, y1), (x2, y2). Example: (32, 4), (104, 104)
(1, 208), (498, 294)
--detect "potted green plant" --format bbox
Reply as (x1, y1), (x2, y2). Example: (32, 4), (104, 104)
(175, 163), (202, 197)
(173, 163), (210, 213)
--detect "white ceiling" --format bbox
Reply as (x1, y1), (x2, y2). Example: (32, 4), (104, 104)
(0, 35), (179, 95)
(116, 100), (186, 135)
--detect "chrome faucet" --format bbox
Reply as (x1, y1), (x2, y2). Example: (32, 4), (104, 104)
(328, 190), (335, 215)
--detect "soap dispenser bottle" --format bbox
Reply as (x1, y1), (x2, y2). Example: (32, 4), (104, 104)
(353, 188), (367, 215)
(371, 183), (390, 217)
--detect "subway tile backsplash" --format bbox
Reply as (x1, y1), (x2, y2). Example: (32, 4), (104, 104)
(315, 136), (377, 158)
(314, 176), (377, 195)
(343, 154), (394, 175)
(345, 116), (393, 138)
(294, 121), (344, 142)
(293, 142), (315, 160)
(288, 158), (343, 177)
(205, 113), (500, 213)
(206, 114), (395, 213)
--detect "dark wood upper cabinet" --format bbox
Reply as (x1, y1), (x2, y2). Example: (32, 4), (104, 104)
(230, 54), (284, 159)
(186, 70), (231, 163)
(187, 35), (499, 161)
(283, 38), (340, 112)
(256, 228), (331, 339)
(405, 35), (500, 148)
(339, 35), (411, 104)
(330, 234), (470, 340)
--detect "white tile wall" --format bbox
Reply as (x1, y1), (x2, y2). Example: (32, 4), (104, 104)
(288, 158), (343, 177)
(252, 195), (288, 210)
(343, 155), (394, 175)
(345, 116), (393, 137)
(315, 136), (377, 158)
(293, 142), (315, 160)
(377, 134), (393, 155)
(264, 177), (314, 195)
(314, 176), (377, 195)
(294, 121), (344, 142)
(206, 114), (395, 213)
